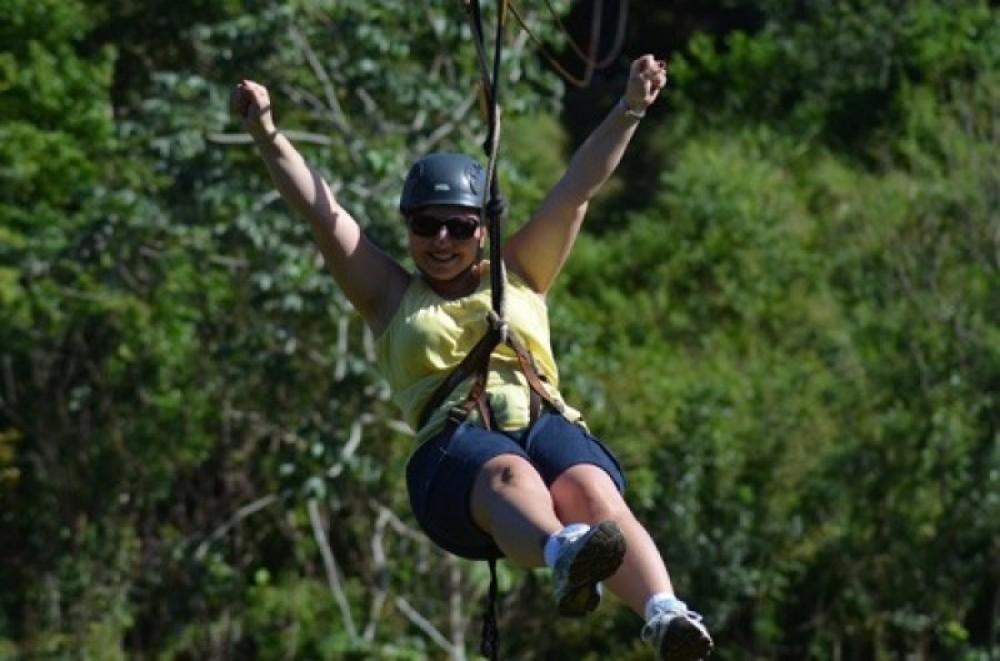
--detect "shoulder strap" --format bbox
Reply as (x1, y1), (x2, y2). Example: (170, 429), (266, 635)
(416, 311), (565, 432)
(416, 322), (504, 431)
(504, 332), (565, 415)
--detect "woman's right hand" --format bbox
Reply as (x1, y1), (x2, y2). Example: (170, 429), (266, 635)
(230, 79), (277, 142)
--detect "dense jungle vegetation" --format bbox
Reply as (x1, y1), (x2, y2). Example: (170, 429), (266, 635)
(1, 1), (998, 658)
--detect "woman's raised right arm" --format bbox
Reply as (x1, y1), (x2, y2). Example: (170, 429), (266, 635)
(230, 80), (408, 335)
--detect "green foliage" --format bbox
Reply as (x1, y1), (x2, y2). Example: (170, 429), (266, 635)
(670, 0), (1000, 153)
(2, 0), (564, 658)
(2, 0), (998, 659)
(553, 23), (1000, 654)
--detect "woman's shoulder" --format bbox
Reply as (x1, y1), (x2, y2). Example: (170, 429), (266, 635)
(498, 262), (547, 307)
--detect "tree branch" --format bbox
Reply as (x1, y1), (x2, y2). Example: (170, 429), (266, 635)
(307, 497), (358, 640)
(194, 492), (286, 561)
(395, 595), (461, 658)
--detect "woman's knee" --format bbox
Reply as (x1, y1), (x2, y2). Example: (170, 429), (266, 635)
(550, 463), (628, 521)
(469, 453), (560, 543)
(476, 453), (546, 493)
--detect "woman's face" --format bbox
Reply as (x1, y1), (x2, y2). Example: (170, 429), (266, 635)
(405, 205), (484, 288)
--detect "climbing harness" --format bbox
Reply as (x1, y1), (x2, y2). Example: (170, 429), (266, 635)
(418, 1), (558, 441)
(420, 3), (628, 657)
(448, 5), (515, 655)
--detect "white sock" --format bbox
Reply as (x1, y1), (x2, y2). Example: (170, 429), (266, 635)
(645, 593), (686, 621)
(543, 523), (590, 568)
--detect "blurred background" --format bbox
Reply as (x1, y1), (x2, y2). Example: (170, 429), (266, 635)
(1, 1), (998, 658)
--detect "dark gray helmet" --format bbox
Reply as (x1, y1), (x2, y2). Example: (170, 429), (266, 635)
(399, 153), (487, 213)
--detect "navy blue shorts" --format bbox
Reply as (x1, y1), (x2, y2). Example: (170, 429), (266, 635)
(405, 412), (626, 560)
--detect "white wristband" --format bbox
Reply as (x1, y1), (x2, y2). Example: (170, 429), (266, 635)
(618, 96), (645, 121)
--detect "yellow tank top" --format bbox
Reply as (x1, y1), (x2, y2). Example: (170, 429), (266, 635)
(376, 262), (581, 442)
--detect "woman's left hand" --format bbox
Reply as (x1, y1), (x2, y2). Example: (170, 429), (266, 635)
(623, 54), (669, 114)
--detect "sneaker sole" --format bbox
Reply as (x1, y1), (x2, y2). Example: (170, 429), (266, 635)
(557, 520), (627, 617)
(659, 617), (714, 661)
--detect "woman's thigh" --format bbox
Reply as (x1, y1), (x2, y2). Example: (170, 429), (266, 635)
(406, 422), (528, 560)
(523, 413), (626, 493)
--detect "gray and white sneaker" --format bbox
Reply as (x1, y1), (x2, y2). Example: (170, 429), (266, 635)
(552, 520), (626, 617)
(641, 602), (714, 660)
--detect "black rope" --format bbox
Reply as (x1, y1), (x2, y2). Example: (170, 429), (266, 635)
(464, 4), (507, 659)
(484, 10), (507, 320)
(464, 0), (508, 320)
(486, 196), (506, 317)
(480, 558), (500, 660)
(486, 4), (506, 318)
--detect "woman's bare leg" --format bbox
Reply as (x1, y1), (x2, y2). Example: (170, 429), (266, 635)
(549, 463), (675, 616)
(469, 453), (564, 566)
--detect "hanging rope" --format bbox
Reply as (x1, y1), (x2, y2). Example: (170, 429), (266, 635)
(480, 557), (501, 660)
(464, 0), (508, 322)
(462, 0), (630, 320)
(447, 3), (629, 657)
(508, 0), (629, 88)
(461, 6), (508, 658)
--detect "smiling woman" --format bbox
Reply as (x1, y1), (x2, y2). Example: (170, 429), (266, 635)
(397, 153), (489, 299)
(403, 204), (485, 299)
(231, 52), (713, 661)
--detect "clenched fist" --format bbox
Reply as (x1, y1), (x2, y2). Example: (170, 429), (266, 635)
(230, 79), (276, 142)
(623, 55), (669, 116)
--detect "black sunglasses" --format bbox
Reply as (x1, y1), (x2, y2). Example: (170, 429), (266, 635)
(408, 214), (481, 240)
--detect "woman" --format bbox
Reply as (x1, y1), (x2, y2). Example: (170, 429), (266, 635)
(231, 54), (713, 660)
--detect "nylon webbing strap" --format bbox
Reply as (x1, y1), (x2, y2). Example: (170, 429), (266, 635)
(506, 333), (565, 415)
(416, 315), (564, 433)
(416, 323), (504, 431)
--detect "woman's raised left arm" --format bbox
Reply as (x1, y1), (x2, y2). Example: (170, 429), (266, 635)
(504, 55), (668, 294)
